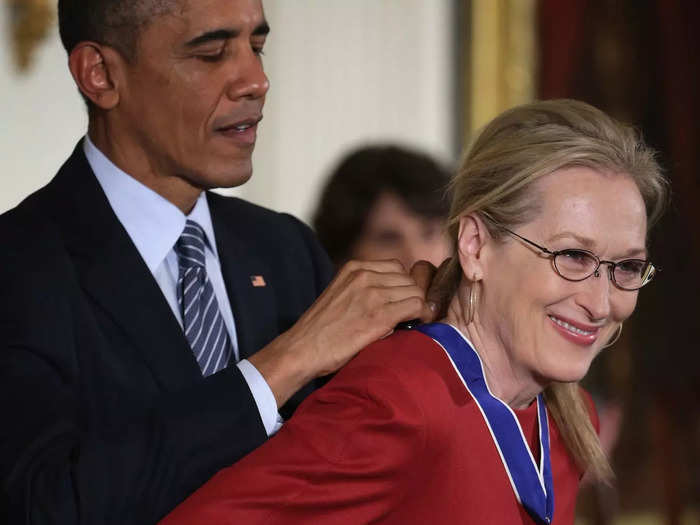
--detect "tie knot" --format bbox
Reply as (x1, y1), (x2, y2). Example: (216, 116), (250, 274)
(176, 220), (207, 268)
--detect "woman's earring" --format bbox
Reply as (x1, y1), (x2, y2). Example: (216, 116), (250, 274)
(603, 324), (623, 349)
(466, 275), (479, 324)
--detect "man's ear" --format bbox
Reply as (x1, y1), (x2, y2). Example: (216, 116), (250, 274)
(457, 213), (490, 281)
(68, 42), (123, 110)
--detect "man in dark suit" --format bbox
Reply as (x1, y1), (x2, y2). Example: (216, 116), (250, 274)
(0, 0), (434, 523)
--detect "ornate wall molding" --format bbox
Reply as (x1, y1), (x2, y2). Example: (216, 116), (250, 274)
(6, 0), (54, 72)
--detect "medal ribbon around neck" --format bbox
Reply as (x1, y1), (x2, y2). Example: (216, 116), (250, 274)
(417, 322), (554, 524)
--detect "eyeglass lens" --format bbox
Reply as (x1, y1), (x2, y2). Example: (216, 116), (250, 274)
(553, 250), (650, 290)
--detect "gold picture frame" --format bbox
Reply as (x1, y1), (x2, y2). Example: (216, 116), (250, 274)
(463, 0), (537, 138)
(7, 0), (54, 72)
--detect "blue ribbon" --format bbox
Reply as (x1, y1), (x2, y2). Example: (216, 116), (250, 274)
(417, 322), (554, 524)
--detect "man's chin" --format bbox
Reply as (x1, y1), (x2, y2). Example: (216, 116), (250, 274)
(197, 162), (254, 190)
(217, 171), (253, 190)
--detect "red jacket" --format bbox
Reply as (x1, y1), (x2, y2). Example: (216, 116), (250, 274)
(162, 329), (592, 524)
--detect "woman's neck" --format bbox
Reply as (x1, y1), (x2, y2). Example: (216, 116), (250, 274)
(443, 283), (545, 410)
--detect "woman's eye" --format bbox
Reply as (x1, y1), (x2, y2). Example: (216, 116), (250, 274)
(617, 259), (645, 275)
(560, 250), (590, 264)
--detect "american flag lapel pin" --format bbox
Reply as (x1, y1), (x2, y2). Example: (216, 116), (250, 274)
(250, 275), (266, 287)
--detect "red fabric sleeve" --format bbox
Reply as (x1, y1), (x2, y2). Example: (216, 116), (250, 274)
(160, 359), (428, 525)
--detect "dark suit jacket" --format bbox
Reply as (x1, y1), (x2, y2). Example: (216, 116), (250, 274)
(0, 142), (333, 524)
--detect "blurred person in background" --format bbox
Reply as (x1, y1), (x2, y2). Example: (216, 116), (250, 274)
(313, 145), (453, 271)
(163, 99), (668, 525)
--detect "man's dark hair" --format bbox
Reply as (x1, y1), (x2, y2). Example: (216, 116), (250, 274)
(58, 0), (177, 61)
(312, 145), (452, 266)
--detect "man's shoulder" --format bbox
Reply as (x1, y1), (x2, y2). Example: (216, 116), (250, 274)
(206, 192), (329, 265)
(0, 184), (59, 255)
(206, 192), (308, 237)
(1, 142), (86, 237)
(206, 192), (333, 291)
(0, 185), (78, 324)
(206, 191), (276, 218)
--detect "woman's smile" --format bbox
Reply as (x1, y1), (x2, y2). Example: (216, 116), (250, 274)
(547, 314), (600, 346)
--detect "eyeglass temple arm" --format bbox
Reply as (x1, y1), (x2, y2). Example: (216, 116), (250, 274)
(500, 226), (554, 255)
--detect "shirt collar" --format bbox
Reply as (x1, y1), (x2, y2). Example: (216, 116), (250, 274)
(83, 135), (219, 274)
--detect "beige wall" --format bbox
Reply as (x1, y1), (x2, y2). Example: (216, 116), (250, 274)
(0, 7), (86, 213)
(0, 1), (456, 222)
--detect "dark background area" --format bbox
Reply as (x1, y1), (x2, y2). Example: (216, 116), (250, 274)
(539, 1), (700, 523)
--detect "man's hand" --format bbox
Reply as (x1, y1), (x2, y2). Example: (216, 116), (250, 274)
(248, 259), (437, 407)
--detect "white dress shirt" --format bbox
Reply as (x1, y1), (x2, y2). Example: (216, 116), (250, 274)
(83, 136), (282, 435)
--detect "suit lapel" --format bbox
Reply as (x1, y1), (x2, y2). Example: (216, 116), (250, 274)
(46, 143), (201, 390)
(207, 193), (277, 360)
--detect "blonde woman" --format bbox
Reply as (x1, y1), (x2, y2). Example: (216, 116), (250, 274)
(162, 100), (667, 525)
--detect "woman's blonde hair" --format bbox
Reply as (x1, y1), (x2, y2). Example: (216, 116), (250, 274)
(438, 99), (668, 482)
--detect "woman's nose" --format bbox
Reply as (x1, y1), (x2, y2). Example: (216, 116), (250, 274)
(577, 270), (613, 321)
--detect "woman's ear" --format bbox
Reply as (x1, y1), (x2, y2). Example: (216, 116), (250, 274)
(68, 42), (122, 110)
(457, 213), (489, 281)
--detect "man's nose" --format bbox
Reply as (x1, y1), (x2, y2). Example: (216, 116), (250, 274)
(227, 49), (269, 100)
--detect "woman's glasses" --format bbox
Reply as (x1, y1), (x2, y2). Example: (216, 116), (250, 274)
(498, 226), (657, 291)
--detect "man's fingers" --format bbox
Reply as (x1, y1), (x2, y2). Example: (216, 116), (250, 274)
(371, 284), (425, 305)
(382, 295), (433, 326)
(425, 257), (453, 315)
(409, 260), (437, 295)
(279, 257), (442, 383)
(337, 259), (407, 278)
(410, 258), (454, 322)
(344, 270), (419, 290)
(320, 259), (411, 298)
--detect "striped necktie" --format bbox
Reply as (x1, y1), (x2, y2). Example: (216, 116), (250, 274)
(175, 220), (232, 376)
